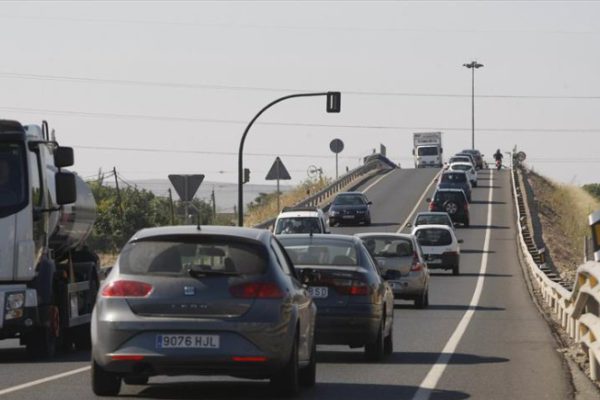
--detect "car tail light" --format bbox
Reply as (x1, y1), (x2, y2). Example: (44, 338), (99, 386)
(334, 278), (371, 296)
(101, 281), (153, 298)
(229, 282), (284, 299)
(111, 355), (145, 361)
(232, 356), (268, 362)
(429, 202), (436, 211)
(410, 252), (423, 272)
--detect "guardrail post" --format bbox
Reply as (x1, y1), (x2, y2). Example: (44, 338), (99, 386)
(590, 348), (598, 381)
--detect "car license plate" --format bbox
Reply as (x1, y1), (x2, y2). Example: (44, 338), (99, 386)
(308, 287), (328, 298)
(391, 282), (407, 289)
(156, 334), (220, 349)
(342, 215), (355, 219)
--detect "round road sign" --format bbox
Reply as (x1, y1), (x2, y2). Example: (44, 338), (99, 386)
(329, 138), (344, 154)
(516, 151), (527, 162)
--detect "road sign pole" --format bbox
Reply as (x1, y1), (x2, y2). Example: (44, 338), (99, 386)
(336, 153), (339, 179)
(238, 91), (340, 227)
(277, 178), (280, 213)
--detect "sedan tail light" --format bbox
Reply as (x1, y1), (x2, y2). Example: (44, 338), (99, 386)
(334, 278), (371, 296)
(229, 282), (284, 299)
(101, 280), (153, 298)
(429, 202), (436, 211)
(410, 252), (423, 272)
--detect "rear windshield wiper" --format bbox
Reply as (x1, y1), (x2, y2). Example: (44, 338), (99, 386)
(186, 265), (239, 278)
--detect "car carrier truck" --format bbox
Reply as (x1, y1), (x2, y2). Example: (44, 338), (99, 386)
(0, 119), (99, 357)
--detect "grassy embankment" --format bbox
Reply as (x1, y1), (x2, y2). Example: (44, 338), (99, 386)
(526, 170), (600, 282)
(244, 178), (331, 227)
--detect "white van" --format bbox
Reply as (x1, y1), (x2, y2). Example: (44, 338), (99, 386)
(273, 207), (330, 234)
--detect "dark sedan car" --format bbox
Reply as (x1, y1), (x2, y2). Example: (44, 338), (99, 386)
(91, 226), (317, 397)
(279, 234), (394, 361)
(437, 171), (472, 202)
(328, 192), (372, 226)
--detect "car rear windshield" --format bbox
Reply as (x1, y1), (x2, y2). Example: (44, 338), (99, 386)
(434, 191), (465, 203)
(279, 238), (358, 266)
(450, 157), (470, 164)
(333, 195), (365, 206)
(451, 164), (471, 172)
(418, 147), (439, 156)
(275, 217), (322, 234)
(361, 237), (413, 258)
(118, 236), (268, 276)
(415, 229), (452, 246)
(441, 173), (466, 183)
(415, 215), (451, 226)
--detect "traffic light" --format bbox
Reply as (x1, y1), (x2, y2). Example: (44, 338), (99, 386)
(243, 168), (250, 184)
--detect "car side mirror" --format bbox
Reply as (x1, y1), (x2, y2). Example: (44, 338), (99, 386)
(367, 201), (373, 205)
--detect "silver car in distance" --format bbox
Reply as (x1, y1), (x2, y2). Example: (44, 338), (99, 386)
(91, 226), (317, 397)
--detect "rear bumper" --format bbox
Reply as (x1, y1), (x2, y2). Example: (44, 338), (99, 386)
(426, 253), (459, 269)
(329, 215), (369, 225)
(387, 277), (426, 298)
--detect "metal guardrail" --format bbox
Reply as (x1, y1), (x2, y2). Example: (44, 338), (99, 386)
(511, 164), (600, 383)
(254, 154), (396, 229)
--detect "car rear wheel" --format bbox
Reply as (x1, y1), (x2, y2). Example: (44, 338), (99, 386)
(383, 319), (393, 355)
(415, 290), (428, 309)
(92, 360), (121, 396)
(443, 201), (458, 215)
(271, 335), (300, 396)
(124, 376), (149, 385)
(365, 318), (385, 362)
(299, 337), (316, 387)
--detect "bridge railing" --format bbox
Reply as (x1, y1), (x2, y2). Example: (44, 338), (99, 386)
(511, 163), (600, 383)
(253, 153), (397, 229)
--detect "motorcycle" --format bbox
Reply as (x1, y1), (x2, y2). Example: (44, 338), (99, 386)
(495, 159), (502, 170)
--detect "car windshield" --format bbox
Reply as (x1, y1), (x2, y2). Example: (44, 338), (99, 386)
(418, 147), (439, 156)
(415, 215), (451, 226)
(0, 142), (27, 210)
(118, 237), (267, 276)
(275, 217), (321, 234)
(360, 236), (413, 258)
(279, 237), (358, 266)
(334, 195), (365, 206)
(415, 229), (452, 246)
(441, 173), (466, 183)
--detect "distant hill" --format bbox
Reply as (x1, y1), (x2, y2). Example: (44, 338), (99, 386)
(103, 179), (292, 213)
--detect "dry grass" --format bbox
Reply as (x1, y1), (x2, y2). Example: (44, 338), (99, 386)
(527, 170), (600, 282)
(244, 179), (331, 227)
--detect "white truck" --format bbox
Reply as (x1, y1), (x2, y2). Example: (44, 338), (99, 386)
(0, 119), (99, 357)
(413, 132), (443, 168)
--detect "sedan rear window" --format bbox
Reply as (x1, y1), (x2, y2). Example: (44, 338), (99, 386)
(415, 215), (451, 227)
(118, 237), (267, 276)
(279, 238), (358, 266)
(361, 237), (413, 258)
(441, 173), (466, 183)
(451, 164), (471, 172)
(415, 229), (452, 246)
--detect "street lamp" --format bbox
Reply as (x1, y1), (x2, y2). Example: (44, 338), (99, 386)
(238, 91), (341, 226)
(463, 60), (484, 150)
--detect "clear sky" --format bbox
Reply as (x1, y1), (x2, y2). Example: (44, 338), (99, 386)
(1, 1), (599, 187)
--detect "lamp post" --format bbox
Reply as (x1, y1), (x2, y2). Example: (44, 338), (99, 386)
(463, 60), (484, 150)
(238, 91), (341, 226)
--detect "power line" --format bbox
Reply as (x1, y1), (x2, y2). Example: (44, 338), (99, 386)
(1, 71), (599, 99)
(3, 105), (600, 133)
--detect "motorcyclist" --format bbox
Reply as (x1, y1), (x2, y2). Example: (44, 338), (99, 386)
(493, 149), (503, 162)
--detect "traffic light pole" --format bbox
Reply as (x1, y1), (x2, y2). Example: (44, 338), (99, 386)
(237, 92), (340, 227)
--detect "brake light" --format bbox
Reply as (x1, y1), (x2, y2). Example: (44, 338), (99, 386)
(335, 279), (371, 296)
(229, 282), (284, 299)
(111, 355), (145, 361)
(410, 252), (423, 272)
(232, 356), (268, 362)
(101, 281), (153, 298)
(429, 202), (436, 211)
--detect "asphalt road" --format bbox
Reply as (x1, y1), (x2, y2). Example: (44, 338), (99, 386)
(0, 168), (576, 399)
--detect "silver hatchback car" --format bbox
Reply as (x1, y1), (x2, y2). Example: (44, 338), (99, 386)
(91, 226), (317, 397)
(355, 233), (430, 308)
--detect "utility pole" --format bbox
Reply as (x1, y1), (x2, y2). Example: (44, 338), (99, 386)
(168, 188), (175, 225)
(211, 187), (216, 223)
(113, 166), (123, 216)
(463, 61), (484, 149)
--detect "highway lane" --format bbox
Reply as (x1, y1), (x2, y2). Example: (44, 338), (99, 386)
(0, 167), (575, 399)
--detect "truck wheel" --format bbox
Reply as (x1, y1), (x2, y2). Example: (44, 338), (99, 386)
(26, 305), (60, 358)
(92, 360), (121, 396)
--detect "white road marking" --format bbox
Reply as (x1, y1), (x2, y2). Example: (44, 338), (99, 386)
(396, 170), (442, 233)
(0, 366), (90, 396)
(360, 169), (393, 194)
(411, 169), (494, 400)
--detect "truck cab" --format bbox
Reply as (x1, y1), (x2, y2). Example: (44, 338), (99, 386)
(413, 132), (443, 168)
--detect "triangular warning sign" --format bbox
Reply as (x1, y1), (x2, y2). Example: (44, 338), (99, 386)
(168, 174), (205, 202)
(265, 157), (291, 180)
